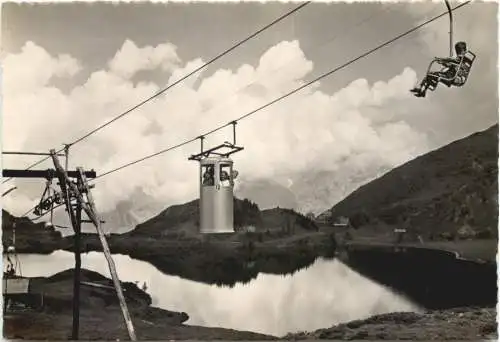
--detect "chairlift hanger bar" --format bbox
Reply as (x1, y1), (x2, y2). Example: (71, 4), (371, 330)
(445, 0), (453, 58)
(188, 142), (244, 161)
(230, 121), (237, 145)
(188, 121), (243, 161)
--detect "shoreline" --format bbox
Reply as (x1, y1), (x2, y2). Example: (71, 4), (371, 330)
(3, 267), (496, 340)
(6, 234), (496, 307)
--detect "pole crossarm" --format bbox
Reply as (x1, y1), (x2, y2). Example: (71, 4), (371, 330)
(3, 151), (66, 157)
(2, 169), (96, 179)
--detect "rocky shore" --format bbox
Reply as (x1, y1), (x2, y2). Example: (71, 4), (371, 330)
(285, 307), (497, 340)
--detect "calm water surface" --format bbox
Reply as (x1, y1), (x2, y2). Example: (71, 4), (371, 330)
(8, 251), (421, 336)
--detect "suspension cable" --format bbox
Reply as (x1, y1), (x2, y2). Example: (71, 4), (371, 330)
(93, 1), (471, 181)
(2, 2), (310, 185)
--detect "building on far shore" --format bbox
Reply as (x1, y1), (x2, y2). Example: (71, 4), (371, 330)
(315, 210), (351, 230)
(333, 216), (350, 228)
(394, 228), (407, 244)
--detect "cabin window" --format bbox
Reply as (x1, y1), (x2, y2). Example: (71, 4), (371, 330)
(220, 164), (232, 187)
(201, 165), (214, 186)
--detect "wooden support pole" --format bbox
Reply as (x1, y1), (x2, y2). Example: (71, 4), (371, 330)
(76, 168), (137, 341)
(72, 198), (82, 340)
(49, 149), (136, 341)
(51, 162), (81, 340)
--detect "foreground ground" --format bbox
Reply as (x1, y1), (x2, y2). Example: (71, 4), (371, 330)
(4, 309), (276, 340)
(5, 304), (496, 340)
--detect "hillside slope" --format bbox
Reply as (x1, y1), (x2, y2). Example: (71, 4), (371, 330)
(129, 197), (319, 238)
(327, 124), (498, 240)
(2, 209), (63, 253)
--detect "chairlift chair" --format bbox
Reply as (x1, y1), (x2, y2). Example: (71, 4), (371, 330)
(411, 1), (476, 98)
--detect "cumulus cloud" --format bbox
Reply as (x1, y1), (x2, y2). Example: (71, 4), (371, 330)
(2, 38), (429, 220)
(108, 39), (181, 79)
(3, 41), (81, 93)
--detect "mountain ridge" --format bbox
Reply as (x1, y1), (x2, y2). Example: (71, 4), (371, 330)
(325, 123), (498, 240)
(128, 197), (319, 238)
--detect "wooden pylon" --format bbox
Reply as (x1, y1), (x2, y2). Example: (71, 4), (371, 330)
(50, 149), (137, 341)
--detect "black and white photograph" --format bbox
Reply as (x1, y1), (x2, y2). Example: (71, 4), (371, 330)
(1, 0), (498, 340)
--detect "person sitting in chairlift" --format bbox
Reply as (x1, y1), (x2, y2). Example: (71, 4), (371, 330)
(202, 165), (214, 186)
(220, 170), (229, 181)
(411, 42), (469, 97)
(220, 167), (231, 187)
(5, 259), (15, 276)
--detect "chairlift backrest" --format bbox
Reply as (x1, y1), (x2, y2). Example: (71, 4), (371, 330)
(462, 51), (475, 66)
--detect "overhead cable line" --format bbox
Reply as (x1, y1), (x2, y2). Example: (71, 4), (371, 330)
(68, 1), (311, 146)
(93, 1), (471, 181)
(195, 4), (397, 123)
(2, 1), (310, 185)
(15, 5), (385, 220)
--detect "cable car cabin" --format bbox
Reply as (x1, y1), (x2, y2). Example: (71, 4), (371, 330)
(199, 156), (237, 234)
(411, 41), (476, 98)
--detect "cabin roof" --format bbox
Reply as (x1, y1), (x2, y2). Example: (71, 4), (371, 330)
(200, 156), (233, 165)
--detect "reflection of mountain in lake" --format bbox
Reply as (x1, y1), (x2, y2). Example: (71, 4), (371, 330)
(69, 232), (336, 287)
(10, 251), (420, 336)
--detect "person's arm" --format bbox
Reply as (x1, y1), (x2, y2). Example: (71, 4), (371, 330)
(435, 57), (461, 66)
(436, 57), (457, 64)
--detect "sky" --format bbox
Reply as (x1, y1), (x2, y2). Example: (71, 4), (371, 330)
(1, 0), (498, 224)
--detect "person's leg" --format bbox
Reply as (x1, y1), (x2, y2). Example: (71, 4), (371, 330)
(411, 76), (430, 96)
(426, 72), (441, 90)
(411, 78), (426, 93)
